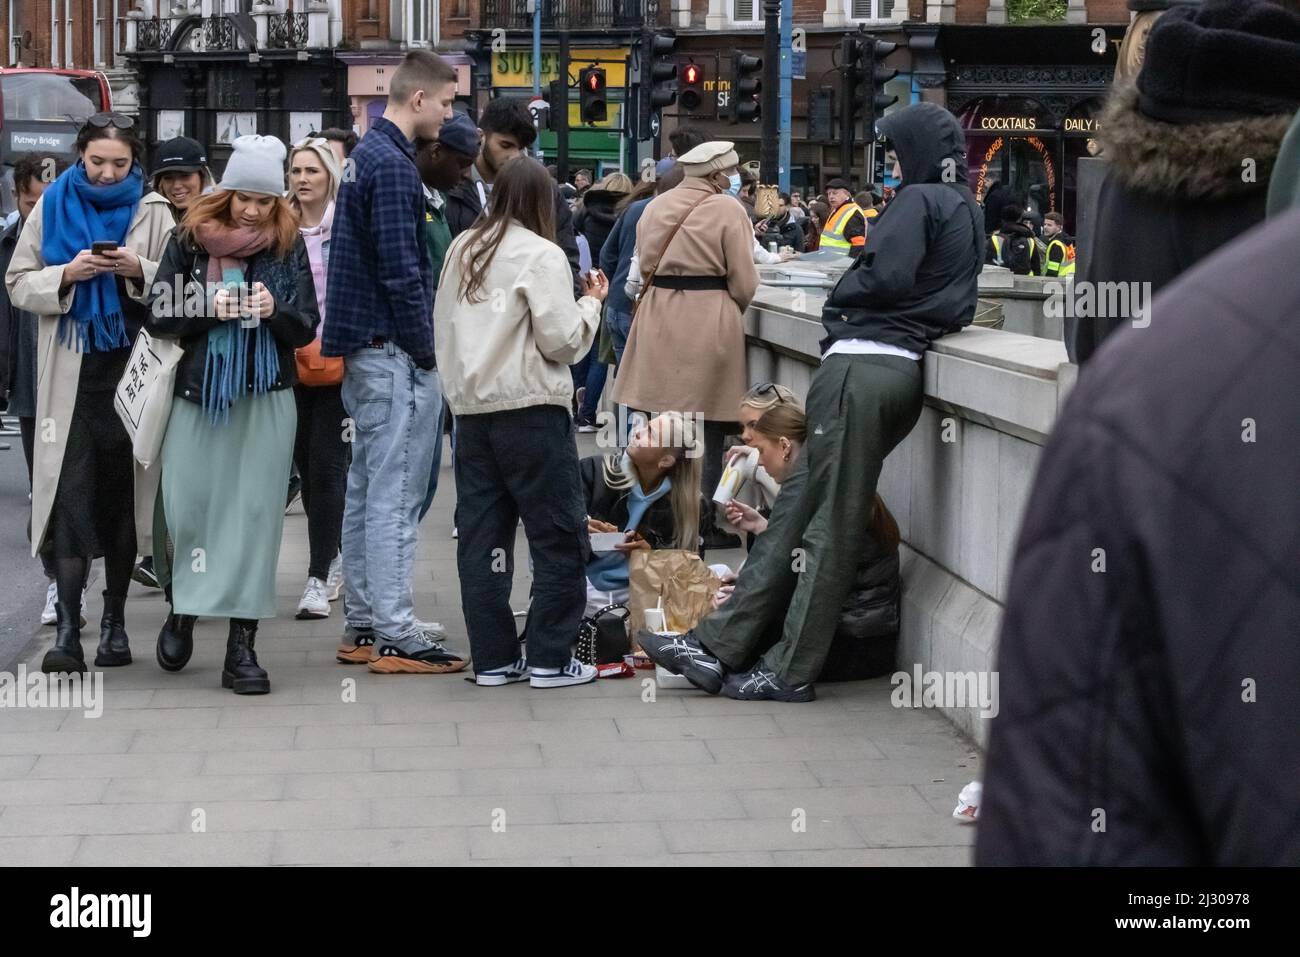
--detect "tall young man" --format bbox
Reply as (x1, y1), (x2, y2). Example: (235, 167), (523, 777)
(322, 50), (465, 674)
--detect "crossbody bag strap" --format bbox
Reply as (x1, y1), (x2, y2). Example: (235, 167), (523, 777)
(633, 192), (716, 316)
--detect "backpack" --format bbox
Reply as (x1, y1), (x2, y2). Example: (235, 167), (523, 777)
(995, 232), (1036, 275)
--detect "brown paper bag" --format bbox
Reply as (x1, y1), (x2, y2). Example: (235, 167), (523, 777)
(628, 549), (723, 642)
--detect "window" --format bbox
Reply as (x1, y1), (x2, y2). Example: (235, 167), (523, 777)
(732, 0), (760, 22)
(851, 0), (895, 18)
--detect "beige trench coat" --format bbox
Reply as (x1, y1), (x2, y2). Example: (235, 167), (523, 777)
(612, 177), (760, 422)
(5, 190), (175, 557)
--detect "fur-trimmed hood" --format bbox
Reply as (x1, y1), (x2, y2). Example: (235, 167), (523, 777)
(1100, 79), (1294, 201)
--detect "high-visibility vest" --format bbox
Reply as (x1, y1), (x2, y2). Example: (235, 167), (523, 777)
(1044, 237), (1076, 276)
(820, 202), (865, 253)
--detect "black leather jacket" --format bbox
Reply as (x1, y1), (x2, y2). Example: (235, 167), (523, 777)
(579, 454), (709, 557)
(146, 232), (319, 403)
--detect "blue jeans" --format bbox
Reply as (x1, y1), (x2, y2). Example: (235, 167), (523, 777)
(607, 307), (633, 366)
(339, 344), (443, 641)
(417, 400), (446, 522)
(569, 339), (606, 420)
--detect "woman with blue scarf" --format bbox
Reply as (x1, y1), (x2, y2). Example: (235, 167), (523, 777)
(4, 113), (176, 675)
(146, 135), (318, 695)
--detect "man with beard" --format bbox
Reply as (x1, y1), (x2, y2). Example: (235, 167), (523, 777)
(444, 97), (581, 293)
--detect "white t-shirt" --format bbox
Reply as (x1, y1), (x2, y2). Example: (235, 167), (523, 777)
(823, 338), (922, 362)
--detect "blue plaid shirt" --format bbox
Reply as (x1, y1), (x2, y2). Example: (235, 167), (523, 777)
(322, 117), (434, 362)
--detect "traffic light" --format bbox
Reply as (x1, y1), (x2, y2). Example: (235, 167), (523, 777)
(730, 49), (761, 123)
(864, 38), (898, 137)
(579, 66), (607, 125)
(679, 61), (705, 113)
(639, 31), (678, 137)
(543, 77), (566, 133)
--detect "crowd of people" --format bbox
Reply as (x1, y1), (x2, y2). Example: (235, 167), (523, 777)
(0, 45), (984, 701)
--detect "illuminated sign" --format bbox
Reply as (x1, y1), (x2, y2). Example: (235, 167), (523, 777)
(980, 116), (1038, 131)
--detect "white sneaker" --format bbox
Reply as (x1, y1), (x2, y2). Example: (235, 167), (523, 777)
(296, 577), (331, 620)
(452, 526), (458, 539)
(325, 554), (343, 601)
(530, 657), (598, 689)
(41, 582), (56, 625)
(475, 656), (529, 686)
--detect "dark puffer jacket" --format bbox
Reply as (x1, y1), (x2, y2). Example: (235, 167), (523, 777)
(574, 188), (623, 265)
(977, 208), (1300, 865)
(146, 232), (319, 403)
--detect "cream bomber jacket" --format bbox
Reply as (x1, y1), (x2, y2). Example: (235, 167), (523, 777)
(434, 219), (601, 417)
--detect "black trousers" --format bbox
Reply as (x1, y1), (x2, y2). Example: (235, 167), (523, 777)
(46, 386), (136, 603)
(20, 416), (56, 579)
(293, 383), (349, 580)
(454, 404), (588, 672)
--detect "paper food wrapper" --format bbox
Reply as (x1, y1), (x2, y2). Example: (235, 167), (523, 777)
(628, 549), (723, 645)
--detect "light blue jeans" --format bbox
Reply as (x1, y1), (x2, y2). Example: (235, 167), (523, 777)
(339, 344), (443, 642)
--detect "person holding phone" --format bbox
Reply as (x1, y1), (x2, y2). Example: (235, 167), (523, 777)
(146, 135), (318, 694)
(4, 112), (175, 674)
(435, 155), (607, 689)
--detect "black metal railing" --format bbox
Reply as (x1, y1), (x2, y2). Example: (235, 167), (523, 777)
(266, 12), (309, 49)
(135, 17), (173, 52)
(481, 0), (657, 31)
(203, 14), (238, 51)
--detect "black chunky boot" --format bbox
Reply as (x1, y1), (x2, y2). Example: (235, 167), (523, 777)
(94, 593), (132, 667)
(222, 619), (269, 695)
(156, 611), (197, 673)
(42, 599), (86, 674)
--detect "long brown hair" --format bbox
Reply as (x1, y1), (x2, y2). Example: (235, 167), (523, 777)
(457, 155), (556, 305)
(602, 412), (702, 551)
(179, 189), (299, 258)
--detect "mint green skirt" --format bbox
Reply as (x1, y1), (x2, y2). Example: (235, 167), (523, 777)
(161, 389), (296, 619)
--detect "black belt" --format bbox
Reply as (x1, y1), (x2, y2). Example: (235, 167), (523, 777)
(651, 275), (729, 291)
(365, 337), (387, 348)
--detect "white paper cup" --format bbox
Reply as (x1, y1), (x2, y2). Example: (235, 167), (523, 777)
(643, 607), (667, 633)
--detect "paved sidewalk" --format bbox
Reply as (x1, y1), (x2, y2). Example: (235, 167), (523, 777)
(0, 437), (981, 866)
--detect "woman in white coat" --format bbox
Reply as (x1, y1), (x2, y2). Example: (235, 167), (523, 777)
(4, 113), (174, 673)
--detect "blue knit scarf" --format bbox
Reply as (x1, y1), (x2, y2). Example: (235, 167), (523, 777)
(40, 162), (144, 352)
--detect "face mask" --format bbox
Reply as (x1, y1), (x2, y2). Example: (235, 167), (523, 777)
(726, 173), (742, 196)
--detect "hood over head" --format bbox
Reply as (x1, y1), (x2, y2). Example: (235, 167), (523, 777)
(876, 102), (969, 188)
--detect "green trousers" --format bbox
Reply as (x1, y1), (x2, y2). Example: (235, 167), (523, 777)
(694, 353), (924, 684)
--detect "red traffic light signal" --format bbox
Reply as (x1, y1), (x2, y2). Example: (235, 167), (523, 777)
(579, 66), (607, 125)
(679, 60), (705, 112)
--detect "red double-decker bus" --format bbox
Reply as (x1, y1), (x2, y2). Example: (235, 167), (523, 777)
(1, 67), (112, 216)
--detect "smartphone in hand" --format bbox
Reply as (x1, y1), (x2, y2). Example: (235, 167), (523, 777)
(91, 241), (119, 255)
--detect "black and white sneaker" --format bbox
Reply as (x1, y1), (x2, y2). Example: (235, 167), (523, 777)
(722, 664), (815, 703)
(132, 557), (161, 590)
(636, 630), (724, 695)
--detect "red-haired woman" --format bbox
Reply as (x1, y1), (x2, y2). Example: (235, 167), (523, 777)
(147, 135), (318, 693)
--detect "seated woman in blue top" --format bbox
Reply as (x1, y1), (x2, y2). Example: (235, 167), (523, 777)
(580, 411), (707, 613)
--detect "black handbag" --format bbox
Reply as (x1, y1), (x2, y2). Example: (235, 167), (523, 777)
(576, 603), (631, 666)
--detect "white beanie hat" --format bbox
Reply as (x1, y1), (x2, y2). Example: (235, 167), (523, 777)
(219, 135), (288, 197)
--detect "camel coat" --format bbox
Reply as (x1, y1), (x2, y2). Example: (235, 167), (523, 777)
(5, 190), (175, 557)
(612, 177), (760, 421)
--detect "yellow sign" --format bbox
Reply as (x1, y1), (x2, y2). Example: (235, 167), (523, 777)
(1064, 117), (1100, 133)
(493, 48), (629, 88)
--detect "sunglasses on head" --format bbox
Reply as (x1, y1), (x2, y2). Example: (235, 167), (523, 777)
(87, 112), (135, 131)
(753, 382), (793, 402)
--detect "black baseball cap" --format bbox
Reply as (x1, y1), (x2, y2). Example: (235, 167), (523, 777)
(151, 137), (208, 176)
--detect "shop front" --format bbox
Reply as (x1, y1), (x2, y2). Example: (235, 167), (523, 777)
(957, 93), (1106, 231)
(937, 24), (1124, 235)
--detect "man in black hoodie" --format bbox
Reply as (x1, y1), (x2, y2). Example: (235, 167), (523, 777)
(986, 203), (1044, 275)
(638, 102), (984, 702)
